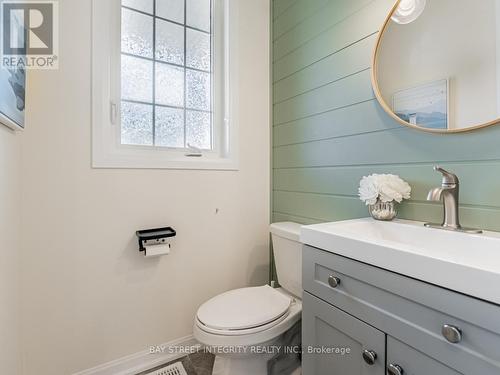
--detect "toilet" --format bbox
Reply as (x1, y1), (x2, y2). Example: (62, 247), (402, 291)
(193, 222), (302, 375)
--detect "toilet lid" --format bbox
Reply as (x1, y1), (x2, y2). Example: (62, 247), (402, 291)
(197, 285), (292, 331)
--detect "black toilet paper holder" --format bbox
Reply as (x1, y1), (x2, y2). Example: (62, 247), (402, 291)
(136, 227), (176, 253)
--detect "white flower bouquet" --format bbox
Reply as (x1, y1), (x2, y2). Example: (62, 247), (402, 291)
(359, 174), (411, 220)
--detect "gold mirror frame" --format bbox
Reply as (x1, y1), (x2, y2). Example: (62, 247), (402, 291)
(371, 0), (500, 134)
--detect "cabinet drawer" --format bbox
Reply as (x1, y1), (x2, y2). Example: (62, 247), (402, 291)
(387, 336), (462, 375)
(303, 245), (500, 374)
(302, 292), (385, 375)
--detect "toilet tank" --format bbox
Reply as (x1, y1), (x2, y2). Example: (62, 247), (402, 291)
(270, 222), (302, 299)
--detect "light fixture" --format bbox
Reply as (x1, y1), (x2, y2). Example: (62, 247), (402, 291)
(391, 0), (427, 25)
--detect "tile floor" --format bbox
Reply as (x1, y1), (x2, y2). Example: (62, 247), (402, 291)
(138, 351), (215, 375)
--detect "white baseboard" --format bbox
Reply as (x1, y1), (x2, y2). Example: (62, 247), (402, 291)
(73, 335), (197, 375)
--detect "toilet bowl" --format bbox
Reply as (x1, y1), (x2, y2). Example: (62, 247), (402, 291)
(193, 222), (303, 375)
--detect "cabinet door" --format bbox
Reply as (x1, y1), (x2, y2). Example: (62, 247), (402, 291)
(387, 336), (463, 375)
(302, 292), (385, 375)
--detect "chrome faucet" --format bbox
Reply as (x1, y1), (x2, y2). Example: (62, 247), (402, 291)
(425, 166), (482, 233)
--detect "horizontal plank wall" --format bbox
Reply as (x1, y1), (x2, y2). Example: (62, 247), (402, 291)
(272, 0), (500, 231)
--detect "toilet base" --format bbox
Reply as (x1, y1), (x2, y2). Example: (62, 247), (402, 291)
(209, 321), (301, 375)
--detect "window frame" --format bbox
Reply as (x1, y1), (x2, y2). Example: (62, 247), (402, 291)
(92, 0), (239, 170)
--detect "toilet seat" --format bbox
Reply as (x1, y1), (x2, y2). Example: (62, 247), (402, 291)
(194, 289), (302, 349)
(196, 285), (292, 336)
(196, 310), (290, 336)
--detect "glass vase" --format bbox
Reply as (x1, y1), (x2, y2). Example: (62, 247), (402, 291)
(368, 200), (397, 221)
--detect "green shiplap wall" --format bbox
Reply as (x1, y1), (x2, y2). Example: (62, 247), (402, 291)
(272, 0), (500, 231)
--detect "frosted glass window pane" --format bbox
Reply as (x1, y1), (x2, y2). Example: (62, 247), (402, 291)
(120, 0), (215, 151)
(186, 29), (210, 71)
(121, 55), (153, 102)
(156, 19), (184, 65)
(186, 69), (210, 111)
(186, 110), (211, 149)
(155, 63), (184, 107)
(121, 102), (153, 145)
(122, 0), (154, 14)
(187, 0), (211, 32)
(121, 8), (153, 58)
(156, 0), (184, 23)
(155, 107), (184, 147)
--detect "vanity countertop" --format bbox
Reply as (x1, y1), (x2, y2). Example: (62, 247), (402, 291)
(301, 218), (500, 305)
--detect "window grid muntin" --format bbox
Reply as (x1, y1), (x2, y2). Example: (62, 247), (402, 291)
(152, 0), (157, 144)
(120, 0), (213, 150)
(183, 0), (186, 147)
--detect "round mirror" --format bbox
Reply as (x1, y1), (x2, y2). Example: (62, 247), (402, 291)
(373, 0), (500, 133)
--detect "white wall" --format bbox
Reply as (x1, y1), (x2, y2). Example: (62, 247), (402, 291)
(20, 0), (270, 373)
(379, 0), (498, 129)
(0, 126), (21, 374)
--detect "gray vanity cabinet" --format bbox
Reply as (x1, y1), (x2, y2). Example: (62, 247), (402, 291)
(302, 292), (386, 375)
(387, 337), (462, 375)
(302, 245), (500, 375)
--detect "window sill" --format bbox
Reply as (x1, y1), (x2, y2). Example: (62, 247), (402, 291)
(92, 153), (239, 170)
(92, 139), (239, 170)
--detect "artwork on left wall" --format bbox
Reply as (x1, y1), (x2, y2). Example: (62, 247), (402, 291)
(0, 66), (25, 130)
(0, 0), (26, 131)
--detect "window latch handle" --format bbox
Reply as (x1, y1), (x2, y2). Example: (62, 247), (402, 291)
(185, 143), (203, 157)
(110, 101), (118, 125)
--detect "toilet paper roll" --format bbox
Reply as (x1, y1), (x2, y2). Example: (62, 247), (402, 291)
(144, 244), (171, 257)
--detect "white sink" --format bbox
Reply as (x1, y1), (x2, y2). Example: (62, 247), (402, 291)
(301, 218), (500, 305)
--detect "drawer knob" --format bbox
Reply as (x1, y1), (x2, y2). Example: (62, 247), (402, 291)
(362, 349), (377, 365)
(328, 275), (341, 288)
(388, 363), (404, 375)
(442, 324), (462, 344)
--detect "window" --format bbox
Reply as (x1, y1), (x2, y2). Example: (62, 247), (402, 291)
(92, 0), (238, 169)
(121, 0), (213, 149)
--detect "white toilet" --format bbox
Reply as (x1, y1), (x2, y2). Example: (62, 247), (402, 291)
(193, 222), (302, 375)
